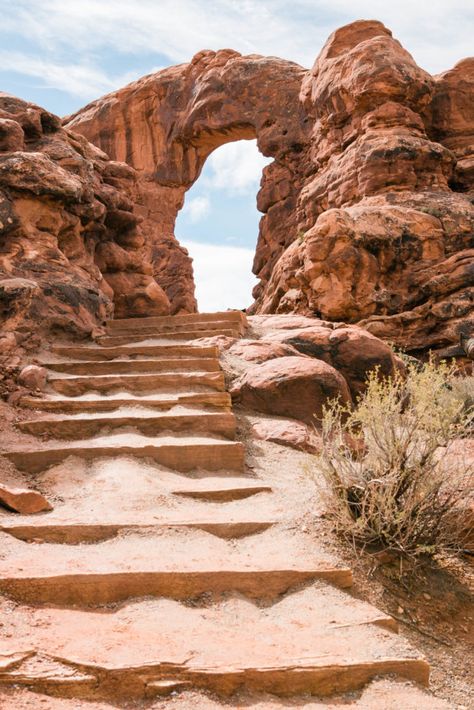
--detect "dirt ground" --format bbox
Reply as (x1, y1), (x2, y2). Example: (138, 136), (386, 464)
(0, 373), (472, 708)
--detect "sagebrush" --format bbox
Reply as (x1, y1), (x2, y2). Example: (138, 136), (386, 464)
(319, 360), (474, 559)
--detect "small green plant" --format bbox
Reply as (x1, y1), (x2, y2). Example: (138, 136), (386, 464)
(417, 206), (444, 218)
(318, 360), (474, 560)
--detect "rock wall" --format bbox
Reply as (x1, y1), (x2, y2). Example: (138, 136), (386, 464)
(0, 93), (171, 360)
(66, 20), (474, 353)
(0, 21), (474, 351)
(66, 50), (309, 316)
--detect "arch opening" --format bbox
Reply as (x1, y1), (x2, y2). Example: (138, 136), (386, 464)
(175, 138), (272, 312)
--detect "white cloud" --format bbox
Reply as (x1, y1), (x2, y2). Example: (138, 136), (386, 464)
(181, 240), (257, 312)
(0, 50), (146, 99)
(2, 0), (473, 91)
(320, 0), (474, 73)
(204, 140), (272, 196)
(182, 195), (211, 223)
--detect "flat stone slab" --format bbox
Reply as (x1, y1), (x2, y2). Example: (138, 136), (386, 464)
(97, 329), (240, 347)
(106, 310), (247, 332)
(50, 343), (219, 360)
(20, 391), (232, 412)
(48, 371), (225, 396)
(5, 433), (245, 473)
(0, 529), (352, 605)
(104, 319), (244, 336)
(17, 408), (236, 440)
(171, 477), (271, 501)
(0, 680), (451, 709)
(43, 357), (222, 375)
(0, 519), (275, 544)
(0, 586), (428, 700)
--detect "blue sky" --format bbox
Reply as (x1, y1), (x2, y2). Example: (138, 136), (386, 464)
(1, 0), (472, 311)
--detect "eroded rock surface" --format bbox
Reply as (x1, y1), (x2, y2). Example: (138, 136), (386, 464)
(17, 365), (47, 391)
(0, 485), (52, 514)
(250, 416), (322, 454)
(66, 20), (474, 353)
(231, 356), (351, 424)
(0, 93), (170, 361)
(224, 314), (400, 426)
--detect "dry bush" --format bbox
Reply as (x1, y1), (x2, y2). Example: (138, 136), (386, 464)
(319, 360), (474, 559)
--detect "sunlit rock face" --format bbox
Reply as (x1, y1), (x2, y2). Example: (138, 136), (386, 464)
(0, 92), (171, 357)
(66, 48), (309, 317)
(66, 20), (474, 353)
(0, 19), (462, 355)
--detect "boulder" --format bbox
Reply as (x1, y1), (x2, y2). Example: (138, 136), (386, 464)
(66, 20), (474, 353)
(280, 325), (399, 398)
(231, 356), (352, 424)
(229, 339), (301, 363)
(0, 118), (24, 152)
(250, 416), (321, 453)
(0, 485), (52, 514)
(18, 364), (48, 391)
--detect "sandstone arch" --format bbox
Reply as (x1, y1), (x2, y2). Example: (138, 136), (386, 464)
(66, 20), (474, 353)
(66, 48), (309, 316)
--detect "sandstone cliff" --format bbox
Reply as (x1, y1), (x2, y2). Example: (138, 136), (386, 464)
(0, 93), (171, 362)
(66, 20), (473, 354)
(1, 20), (472, 356)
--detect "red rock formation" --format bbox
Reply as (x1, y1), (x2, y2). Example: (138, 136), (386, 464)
(0, 484), (52, 514)
(17, 365), (47, 391)
(231, 355), (352, 424)
(250, 416), (322, 454)
(263, 23), (474, 354)
(0, 93), (170, 359)
(225, 314), (401, 419)
(66, 50), (308, 315)
(66, 20), (473, 353)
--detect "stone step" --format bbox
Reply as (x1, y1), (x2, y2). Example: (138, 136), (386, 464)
(0, 462), (275, 543)
(0, 586), (429, 701)
(96, 328), (239, 347)
(0, 681), (452, 709)
(20, 391), (232, 413)
(105, 319), (246, 337)
(43, 358), (221, 375)
(47, 371), (225, 396)
(106, 310), (247, 332)
(5, 434), (245, 474)
(1, 518), (274, 544)
(50, 343), (219, 360)
(17, 409), (236, 440)
(0, 531), (353, 606)
(171, 478), (271, 501)
(0, 457), (273, 532)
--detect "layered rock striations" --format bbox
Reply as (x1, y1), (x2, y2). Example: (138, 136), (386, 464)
(0, 94), (170, 358)
(66, 20), (474, 353)
(264, 22), (474, 353)
(0, 21), (471, 355)
(66, 49), (309, 315)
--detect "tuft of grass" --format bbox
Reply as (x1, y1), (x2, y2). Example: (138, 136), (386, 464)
(318, 360), (474, 560)
(417, 206), (443, 218)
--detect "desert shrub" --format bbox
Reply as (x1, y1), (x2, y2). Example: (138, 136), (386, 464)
(449, 374), (474, 427)
(319, 360), (474, 559)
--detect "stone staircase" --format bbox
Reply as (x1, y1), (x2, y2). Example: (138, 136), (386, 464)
(0, 311), (447, 707)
